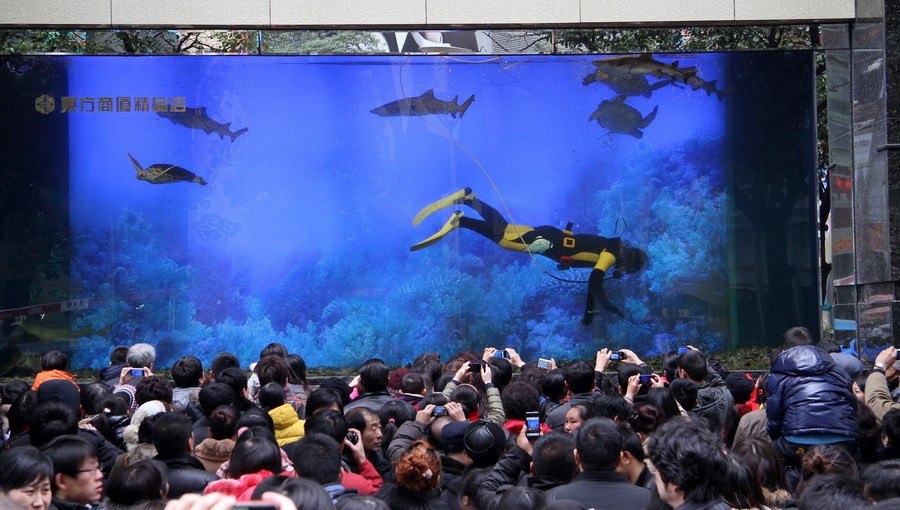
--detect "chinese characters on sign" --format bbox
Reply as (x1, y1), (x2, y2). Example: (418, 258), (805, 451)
(34, 95), (186, 115)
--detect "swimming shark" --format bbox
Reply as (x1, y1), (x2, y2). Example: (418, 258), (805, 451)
(157, 106), (248, 141)
(685, 75), (734, 102)
(15, 318), (113, 341)
(592, 54), (697, 84)
(370, 89), (475, 118)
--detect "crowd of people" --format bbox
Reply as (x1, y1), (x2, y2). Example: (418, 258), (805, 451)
(1, 326), (899, 510)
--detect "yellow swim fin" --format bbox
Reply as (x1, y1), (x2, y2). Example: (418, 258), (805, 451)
(412, 188), (474, 226)
(410, 211), (464, 251)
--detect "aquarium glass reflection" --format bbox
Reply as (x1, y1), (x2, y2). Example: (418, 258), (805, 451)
(0, 52), (818, 370)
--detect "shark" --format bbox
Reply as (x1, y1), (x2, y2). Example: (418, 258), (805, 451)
(592, 54), (697, 84)
(16, 319), (113, 341)
(685, 75), (734, 102)
(157, 106), (248, 141)
(370, 89), (475, 118)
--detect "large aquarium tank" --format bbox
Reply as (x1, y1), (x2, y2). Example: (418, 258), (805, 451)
(0, 51), (818, 370)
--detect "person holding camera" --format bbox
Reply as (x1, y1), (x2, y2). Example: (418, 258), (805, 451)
(441, 361), (506, 426)
(675, 349), (733, 436)
(473, 426), (579, 510)
(386, 403), (465, 463)
(303, 410), (384, 495)
(866, 345), (900, 420)
(346, 408), (392, 484)
(545, 359), (600, 431)
(116, 343), (156, 390)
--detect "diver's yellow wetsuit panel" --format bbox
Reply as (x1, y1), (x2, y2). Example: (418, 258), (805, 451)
(499, 224), (618, 270)
(499, 225), (536, 251)
(590, 250), (617, 271)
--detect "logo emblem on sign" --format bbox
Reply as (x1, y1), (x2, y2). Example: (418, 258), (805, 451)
(35, 95), (55, 114)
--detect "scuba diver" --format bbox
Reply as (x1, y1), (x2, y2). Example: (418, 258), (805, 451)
(411, 188), (647, 325)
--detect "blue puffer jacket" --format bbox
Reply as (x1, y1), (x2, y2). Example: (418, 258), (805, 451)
(766, 345), (858, 440)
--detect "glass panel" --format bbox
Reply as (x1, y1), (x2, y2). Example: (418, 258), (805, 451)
(0, 51), (818, 369)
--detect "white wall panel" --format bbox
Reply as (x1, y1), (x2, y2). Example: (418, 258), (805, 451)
(110, 0), (270, 27)
(271, 0), (426, 27)
(0, 0), (857, 28)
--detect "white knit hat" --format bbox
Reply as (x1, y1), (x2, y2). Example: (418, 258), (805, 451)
(123, 400), (167, 446)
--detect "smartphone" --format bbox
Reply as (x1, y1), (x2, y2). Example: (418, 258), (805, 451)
(130, 368), (145, 377)
(639, 374), (653, 383)
(346, 431), (359, 445)
(469, 361), (486, 373)
(677, 347), (689, 355)
(433, 406), (446, 417)
(494, 350), (510, 359)
(537, 358), (552, 369)
(231, 504), (278, 510)
(525, 411), (541, 440)
(609, 351), (622, 361)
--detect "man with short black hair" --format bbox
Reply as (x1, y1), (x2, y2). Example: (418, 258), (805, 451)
(396, 372), (426, 407)
(215, 367), (257, 412)
(618, 424), (656, 492)
(304, 410), (383, 495)
(209, 352), (240, 381)
(546, 418), (649, 508)
(797, 474), (869, 510)
(545, 360), (598, 431)
(291, 433), (359, 504)
(649, 418), (730, 510)
(171, 355), (204, 414)
(22, 386), (123, 475)
(192, 383), (236, 445)
(32, 351), (77, 392)
(41, 435), (104, 510)
(862, 459), (900, 502)
(134, 375), (173, 408)
(345, 359), (394, 414)
(475, 430), (578, 510)
(28, 401), (79, 448)
(589, 394), (633, 423)
(151, 412), (218, 498)
(254, 355), (305, 416)
(678, 349), (733, 434)
(99, 345), (130, 387)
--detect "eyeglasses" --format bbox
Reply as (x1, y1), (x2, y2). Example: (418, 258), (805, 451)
(76, 466), (101, 475)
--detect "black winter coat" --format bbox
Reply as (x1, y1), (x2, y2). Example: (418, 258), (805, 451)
(766, 345), (858, 440)
(154, 453), (219, 498)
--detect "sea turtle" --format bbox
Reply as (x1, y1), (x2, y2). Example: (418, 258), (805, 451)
(589, 95), (659, 138)
(128, 153), (207, 185)
(583, 68), (675, 98)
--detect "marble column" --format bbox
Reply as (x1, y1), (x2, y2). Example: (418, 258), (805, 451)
(829, 0), (900, 349)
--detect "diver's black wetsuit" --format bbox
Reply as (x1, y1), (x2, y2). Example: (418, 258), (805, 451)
(458, 197), (627, 324)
